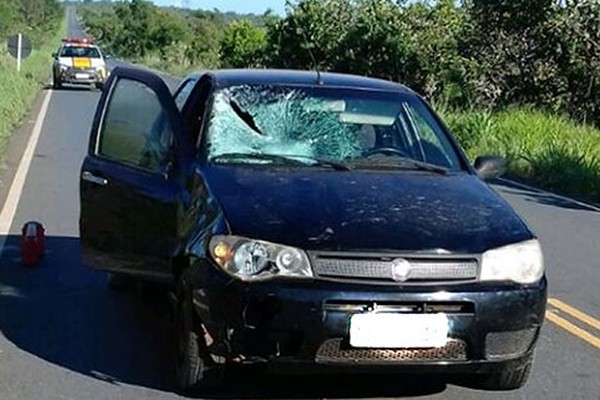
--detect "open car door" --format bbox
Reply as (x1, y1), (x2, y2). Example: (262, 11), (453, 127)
(79, 67), (186, 282)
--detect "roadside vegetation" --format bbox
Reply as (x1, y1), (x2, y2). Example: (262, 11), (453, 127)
(81, 0), (600, 204)
(0, 0), (64, 158)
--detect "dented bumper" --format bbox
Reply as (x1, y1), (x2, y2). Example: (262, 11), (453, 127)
(192, 265), (547, 373)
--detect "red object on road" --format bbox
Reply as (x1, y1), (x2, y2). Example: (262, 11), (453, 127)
(21, 221), (45, 266)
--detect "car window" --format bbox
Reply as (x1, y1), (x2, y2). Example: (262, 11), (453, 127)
(203, 85), (462, 170)
(175, 78), (197, 110)
(59, 46), (101, 58)
(98, 78), (172, 172)
(404, 101), (460, 168)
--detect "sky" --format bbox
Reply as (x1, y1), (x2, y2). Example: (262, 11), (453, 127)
(151, 0), (287, 15)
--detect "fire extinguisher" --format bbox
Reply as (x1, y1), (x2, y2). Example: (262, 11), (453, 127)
(21, 221), (45, 266)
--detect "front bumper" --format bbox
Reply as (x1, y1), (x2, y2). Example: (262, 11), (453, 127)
(192, 268), (547, 374)
(55, 67), (106, 85)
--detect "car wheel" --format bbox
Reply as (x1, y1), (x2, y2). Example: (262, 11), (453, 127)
(52, 78), (62, 89)
(95, 82), (104, 90)
(479, 354), (533, 390)
(175, 273), (225, 393)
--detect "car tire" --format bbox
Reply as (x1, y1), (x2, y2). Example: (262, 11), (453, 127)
(175, 272), (225, 394)
(479, 354), (533, 390)
(52, 78), (62, 90)
(95, 82), (104, 91)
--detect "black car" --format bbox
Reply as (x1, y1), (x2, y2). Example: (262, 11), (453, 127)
(79, 67), (547, 392)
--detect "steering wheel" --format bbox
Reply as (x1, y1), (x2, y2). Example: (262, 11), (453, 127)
(363, 147), (409, 157)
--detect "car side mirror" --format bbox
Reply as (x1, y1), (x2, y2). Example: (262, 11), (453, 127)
(474, 155), (507, 181)
(52, 52), (57, 58)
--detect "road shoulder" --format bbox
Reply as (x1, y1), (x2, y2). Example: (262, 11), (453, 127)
(0, 87), (52, 221)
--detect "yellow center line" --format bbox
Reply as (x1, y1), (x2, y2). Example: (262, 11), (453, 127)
(548, 298), (600, 332)
(545, 310), (600, 349)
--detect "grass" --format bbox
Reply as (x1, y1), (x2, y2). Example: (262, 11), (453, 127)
(0, 18), (67, 164)
(440, 106), (600, 204)
(135, 54), (205, 78)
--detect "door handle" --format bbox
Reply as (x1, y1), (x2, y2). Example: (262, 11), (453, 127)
(82, 171), (108, 186)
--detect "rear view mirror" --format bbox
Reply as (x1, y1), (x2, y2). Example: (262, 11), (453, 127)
(474, 155), (507, 181)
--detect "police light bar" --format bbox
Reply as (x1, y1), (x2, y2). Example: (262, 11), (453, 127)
(62, 37), (94, 45)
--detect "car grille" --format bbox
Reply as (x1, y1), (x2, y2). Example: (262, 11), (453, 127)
(311, 254), (478, 283)
(316, 338), (468, 364)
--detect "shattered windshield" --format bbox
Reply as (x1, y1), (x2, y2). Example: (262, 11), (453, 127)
(204, 85), (462, 170)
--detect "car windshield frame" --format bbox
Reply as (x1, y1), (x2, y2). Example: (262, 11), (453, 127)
(197, 83), (469, 172)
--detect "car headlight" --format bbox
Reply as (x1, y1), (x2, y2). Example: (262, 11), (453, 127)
(209, 235), (313, 281)
(480, 239), (544, 284)
(59, 64), (68, 71)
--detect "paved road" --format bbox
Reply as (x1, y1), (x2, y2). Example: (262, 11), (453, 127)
(0, 7), (599, 400)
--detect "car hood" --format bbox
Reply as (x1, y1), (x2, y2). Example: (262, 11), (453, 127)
(202, 166), (533, 254)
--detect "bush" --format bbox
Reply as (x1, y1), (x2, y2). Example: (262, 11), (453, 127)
(441, 106), (600, 203)
(0, 2), (64, 161)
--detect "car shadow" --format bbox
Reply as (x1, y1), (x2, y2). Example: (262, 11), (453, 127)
(0, 234), (451, 398)
(195, 368), (448, 399)
(491, 178), (600, 213)
(0, 234), (176, 391)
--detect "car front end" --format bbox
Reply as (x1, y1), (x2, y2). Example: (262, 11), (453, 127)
(192, 234), (546, 378)
(56, 64), (107, 85)
(54, 59), (108, 86)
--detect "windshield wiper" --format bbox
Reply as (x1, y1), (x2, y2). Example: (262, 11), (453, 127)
(283, 154), (352, 171)
(211, 153), (303, 165)
(399, 159), (449, 175)
(210, 153), (351, 170)
(229, 99), (263, 135)
(351, 156), (449, 175)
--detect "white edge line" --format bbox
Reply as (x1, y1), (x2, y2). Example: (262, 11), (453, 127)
(0, 89), (53, 253)
(497, 177), (600, 212)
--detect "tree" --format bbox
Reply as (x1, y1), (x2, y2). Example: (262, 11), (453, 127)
(112, 0), (155, 58)
(403, 0), (470, 104)
(220, 20), (267, 68)
(337, 1), (417, 84)
(150, 9), (188, 61)
(0, 0), (61, 46)
(557, 0), (600, 124)
(265, 0), (354, 70)
(464, 0), (564, 108)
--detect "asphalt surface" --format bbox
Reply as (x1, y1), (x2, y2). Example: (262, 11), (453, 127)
(0, 7), (598, 400)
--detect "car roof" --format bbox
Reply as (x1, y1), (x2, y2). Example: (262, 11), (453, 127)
(186, 69), (416, 94)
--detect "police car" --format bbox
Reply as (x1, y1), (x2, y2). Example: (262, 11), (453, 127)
(52, 38), (109, 90)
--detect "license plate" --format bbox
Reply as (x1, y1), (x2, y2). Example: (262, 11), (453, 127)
(75, 73), (89, 80)
(349, 313), (448, 348)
